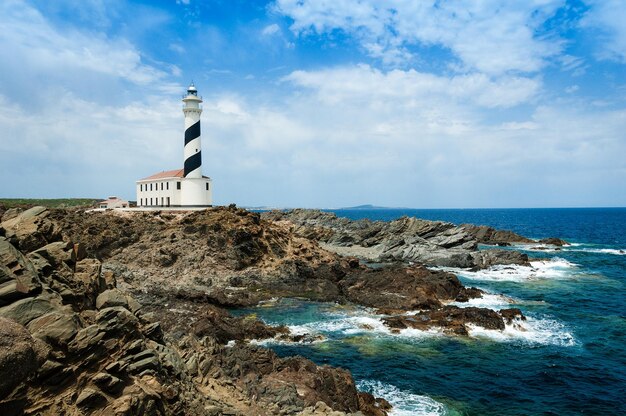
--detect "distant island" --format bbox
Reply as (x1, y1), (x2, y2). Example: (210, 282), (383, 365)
(337, 204), (409, 210)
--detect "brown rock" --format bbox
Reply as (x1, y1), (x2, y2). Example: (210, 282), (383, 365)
(383, 306), (506, 335)
(96, 288), (129, 310)
(0, 317), (47, 398)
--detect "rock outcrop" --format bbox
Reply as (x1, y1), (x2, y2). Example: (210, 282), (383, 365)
(0, 208), (388, 415)
(0, 204), (545, 414)
(262, 209), (566, 269)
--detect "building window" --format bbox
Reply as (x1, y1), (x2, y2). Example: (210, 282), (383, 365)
(177, 182), (181, 190)
(150, 183), (152, 191)
(140, 198), (142, 205)
(140, 184), (142, 192)
(161, 182), (164, 191)
(206, 183), (209, 191)
(150, 198), (152, 205)
(166, 182), (169, 190)
(167, 197), (170, 206)
(161, 197), (164, 205)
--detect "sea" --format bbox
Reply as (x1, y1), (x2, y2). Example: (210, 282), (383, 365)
(234, 208), (626, 415)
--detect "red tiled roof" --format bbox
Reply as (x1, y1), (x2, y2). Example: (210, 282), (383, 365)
(139, 169), (184, 181)
(138, 169), (211, 181)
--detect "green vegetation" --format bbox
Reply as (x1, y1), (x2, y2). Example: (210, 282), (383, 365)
(0, 198), (99, 209)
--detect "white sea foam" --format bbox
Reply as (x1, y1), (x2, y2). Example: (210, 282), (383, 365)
(357, 380), (448, 416)
(449, 292), (516, 309)
(466, 315), (576, 347)
(438, 257), (578, 282)
(566, 247), (626, 256)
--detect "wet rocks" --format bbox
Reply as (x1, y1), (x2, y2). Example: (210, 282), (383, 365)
(382, 306), (518, 336)
(341, 264), (483, 311)
(537, 237), (569, 246)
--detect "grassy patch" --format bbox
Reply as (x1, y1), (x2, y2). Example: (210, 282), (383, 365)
(0, 198), (100, 209)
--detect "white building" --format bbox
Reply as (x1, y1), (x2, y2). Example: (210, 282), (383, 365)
(136, 84), (212, 207)
(98, 196), (129, 209)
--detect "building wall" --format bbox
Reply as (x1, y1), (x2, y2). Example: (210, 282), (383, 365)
(136, 177), (212, 207)
(136, 179), (181, 207)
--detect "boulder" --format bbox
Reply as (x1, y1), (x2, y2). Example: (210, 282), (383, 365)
(0, 317), (48, 398)
(537, 237), (569, 246)
(96, 288), (129, 310)
(341, 265), (481, 311)
(27, 311), (80, 346)
(383, 306), (507, 336)
(471, 249), (529, 269)
(0, 207), (60, 252)
(0, 297), (57, 326)
(0, 240), (41, 306)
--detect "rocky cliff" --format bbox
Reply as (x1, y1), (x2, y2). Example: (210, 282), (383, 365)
(0, 205), (552, 415)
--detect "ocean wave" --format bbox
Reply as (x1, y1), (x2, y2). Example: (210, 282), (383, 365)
(466, 315), (576, 347)
(438, 257), (578, 282)
(449, 292), (516, 309)
(566, 247), (626, 256)
(517, 243), (626, 256)
(357, 380), (449, 416)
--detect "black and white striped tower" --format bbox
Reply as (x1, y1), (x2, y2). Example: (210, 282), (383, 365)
(182, 83), (203, 178)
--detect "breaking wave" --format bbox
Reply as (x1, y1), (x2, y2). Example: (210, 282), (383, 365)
(466, 315), (576, 347)
(438, 257), (578, 282)
(357, 380), (449, 416)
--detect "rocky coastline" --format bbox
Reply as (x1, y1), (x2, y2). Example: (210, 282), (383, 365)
(0, 205), (566, 415)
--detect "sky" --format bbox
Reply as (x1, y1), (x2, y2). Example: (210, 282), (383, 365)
(0, 0), (625, 208)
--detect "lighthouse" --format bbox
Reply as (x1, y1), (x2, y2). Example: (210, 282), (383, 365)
(135, 83), (212, 208)
(182, 83), (203, 178)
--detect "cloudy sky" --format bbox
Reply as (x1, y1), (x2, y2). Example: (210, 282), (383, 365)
(1, 0), (625, 208)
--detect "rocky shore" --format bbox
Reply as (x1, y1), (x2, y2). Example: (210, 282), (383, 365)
(0, 205), (565, 415)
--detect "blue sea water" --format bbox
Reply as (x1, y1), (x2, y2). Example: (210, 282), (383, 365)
(236, 208), (626, 415)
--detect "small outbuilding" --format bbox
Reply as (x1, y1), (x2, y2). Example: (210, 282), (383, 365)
(98, 196), (129, 209)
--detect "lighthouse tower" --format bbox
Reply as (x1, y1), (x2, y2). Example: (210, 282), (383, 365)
(183, 83), (203, 178)
(180, 83), (211, 206)
(135, 83), (212, 208)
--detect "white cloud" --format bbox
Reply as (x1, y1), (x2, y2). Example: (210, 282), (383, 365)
(274, 0), (565, 74)
(581, 0), (626, 62)
(0, 0), (173, 90)
(283, 65), (540, 108)
(262, 23), (281, 36)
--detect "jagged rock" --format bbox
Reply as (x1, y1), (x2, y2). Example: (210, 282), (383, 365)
(69, 324), (105, 353)
(143, 322), (164, 342)
(92, 372), (124, 394)
(537, 237), (569, 246)
(341, 265), (482, 311)
(96, 288), (129, 310)
(31, 241), (75, 268)
(76, 387), (106, 408)
(0, 206), (60, 252)
(262, 209), (533, 269)
(27, 311), (79, 346)
(1, 208), (22, 223)
(128, 355), (160, 374)
(499, 308), (526, 324)
(383, 306), (510, 336)
(460, 224), (534, 245)
(0, 240), (42, 306)
(0, 297), (57, 325)
(0, 317), (47, 398)
(471, 249), (530, 269)
(358, 392), (392, 416)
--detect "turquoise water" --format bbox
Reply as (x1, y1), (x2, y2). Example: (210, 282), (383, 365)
(236, 208), (626, 415)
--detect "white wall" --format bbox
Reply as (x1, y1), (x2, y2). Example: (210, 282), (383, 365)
(136, 177), (211, 206)
(136, 179), (182, 207)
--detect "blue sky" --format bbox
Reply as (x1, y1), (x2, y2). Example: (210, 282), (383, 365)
(0, 0), (625, 208)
